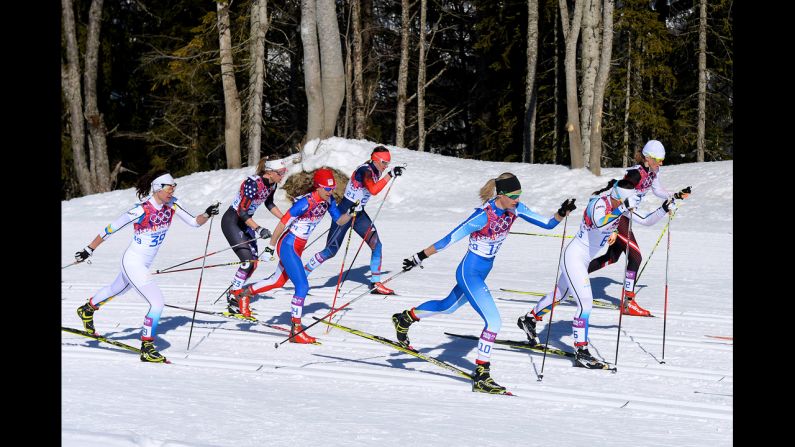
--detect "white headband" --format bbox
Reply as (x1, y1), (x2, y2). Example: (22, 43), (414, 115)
(264, 159), (287, 174)
(151, 173), (176, 193)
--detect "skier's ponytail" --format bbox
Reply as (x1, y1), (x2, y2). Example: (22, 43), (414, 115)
(591, 179), (617, 196)
(136, 169), (169, 200)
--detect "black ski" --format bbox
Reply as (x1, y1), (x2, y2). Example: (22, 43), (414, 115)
(62, 326), (153, 357)
(315, 318), (474, 378)
(444, 332), (616, 370)
(498, 288), (618, 310)
(444, 332), (576, 358)
(165, 304), (322, 345)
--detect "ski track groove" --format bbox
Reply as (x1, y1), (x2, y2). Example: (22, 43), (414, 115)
(61, 346), (732, 421)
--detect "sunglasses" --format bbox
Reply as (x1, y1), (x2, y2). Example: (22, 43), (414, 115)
(160, 184), (177, 193)
(502, 191), (521, 200)
(321, 186), (335, 192)
(647, 156), (664, 163)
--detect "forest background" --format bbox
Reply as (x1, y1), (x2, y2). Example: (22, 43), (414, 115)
(61, 0), (732, 200)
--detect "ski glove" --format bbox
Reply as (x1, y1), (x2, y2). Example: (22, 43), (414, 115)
(347, 203), (359, 215)
(75, 246), (93, 262)
(623, 194), (641, 211)
(390, 166), (405, 177)
(204, 203), (220, 216)
(662, 198), (677, 213)
(673, 186), (692, 200)
(402, 250), (428, 271)
(256, 227), (272, 239)
(557, 198), (577, 217)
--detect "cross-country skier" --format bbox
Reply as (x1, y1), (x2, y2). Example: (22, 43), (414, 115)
(221, 158), (287, 317)
(395, 172), (576, 393)
(587, 140), (691, 316)
(74, 171), (219, 362)
(232, 168), (355, 344)
(517, 179), (675, 368)
(302, 146), (404, 295)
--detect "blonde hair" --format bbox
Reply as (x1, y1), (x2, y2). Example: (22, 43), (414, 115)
(478, 172), (516, 203)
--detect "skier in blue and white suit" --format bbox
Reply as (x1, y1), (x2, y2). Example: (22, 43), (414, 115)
(395, 172), (576, 394)
(517, 178), (675, 369)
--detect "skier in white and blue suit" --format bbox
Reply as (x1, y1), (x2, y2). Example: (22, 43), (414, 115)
(394, 172), (576, 394)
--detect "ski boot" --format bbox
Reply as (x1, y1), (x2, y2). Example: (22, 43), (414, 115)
(392, 309), (417, 347)
(516, 313), (540, 346)
(574, 344), (606, 369)
(140, 339), (168, 363)
(621, 291), (651, 317)
(77, 300), (98, 335)
(289, 317), (317, 344)
(371, 281), (395, 295)
(471, 362), (507, 394)
(228, 286), (254, 317)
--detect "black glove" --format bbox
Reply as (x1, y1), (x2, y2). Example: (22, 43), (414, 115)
(256, 227), (272, 239)
(402, 250), (428, 271)
(623, 194), (641, 210)
(205, 203), (220, 216)
(75, 246), (93, 262)
(673, 186), (691, 200)
(662, 198), (677, 213)
(390, 166), (405, 177)
(347, 203), (359, 215)
(557, 198), (577, 217)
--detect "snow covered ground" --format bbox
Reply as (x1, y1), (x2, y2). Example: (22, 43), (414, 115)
(61, 138), (732, 446)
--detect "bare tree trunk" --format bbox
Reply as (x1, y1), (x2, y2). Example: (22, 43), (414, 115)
(588, 0), (613, 176)
(697, 0), (707, 162)
(301, 0), (324, 141)
(622, 31), (631, 168)
(343, 20), (353, 138)
(395, 0), (410, 148)
(523, 0), (539, 163)
(317, 0), (345, 139)
(417, 0), (427, 152)
(560, 0), (586, 168)
(217, 0), (242, 168)
(579, 0), (600, 168)
(352, 0), (365, 139)
(247, 0), (269, 166)
(61, 0), (92, 195)
(84, 0), (111, 191)
(553, 5), (559, 164)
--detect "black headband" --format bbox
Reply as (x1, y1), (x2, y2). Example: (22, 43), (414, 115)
(495, 176), (521, 195)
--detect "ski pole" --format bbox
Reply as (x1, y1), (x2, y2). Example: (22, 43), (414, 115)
(156, 236), (261, 273)
(152, 258), (267, 275)
(635, 206), (679, 286)
(210, 246), (275, 305)
(305, 227), (330, 250)
(509, 231), (574, 239)
(338, 176), (399, 288)
(187, 204), (218, 350)
(62, 259), (91, 270)
(326, 212), (358, 334)
(614, 210), (636, 367)
(660, 213), (672, 364)
(538, 214), (568, 381)
(274, 269), (408, 348)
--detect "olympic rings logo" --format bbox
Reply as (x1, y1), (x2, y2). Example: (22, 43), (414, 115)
(148, 208), (173, 226)
(310, 202), (328, 218)
(489, 215), (513, 233)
